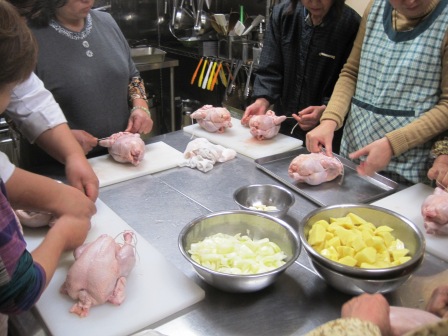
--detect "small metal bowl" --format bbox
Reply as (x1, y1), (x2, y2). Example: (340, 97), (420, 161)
(233, 184), (295, 218)
(299, 204), (425, 295)
(179, 210), (301, 292)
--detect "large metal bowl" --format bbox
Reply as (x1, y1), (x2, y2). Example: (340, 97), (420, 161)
(299, 204), (425, 295)
(179, 210), (301, 292)
(233, 184), (295, 218)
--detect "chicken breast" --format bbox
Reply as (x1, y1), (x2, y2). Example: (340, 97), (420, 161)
(60, 231), (136, 317)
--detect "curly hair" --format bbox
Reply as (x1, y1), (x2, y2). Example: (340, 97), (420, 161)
(7, 0), (67, 27)
(0, 0), (37, 88)
(286, 0), (346, 17)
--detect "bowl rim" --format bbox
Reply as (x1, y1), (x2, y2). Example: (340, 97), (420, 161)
(178, 209), (301, 278)
(233, 183), (296, 210)
(299, 203), (426, 278)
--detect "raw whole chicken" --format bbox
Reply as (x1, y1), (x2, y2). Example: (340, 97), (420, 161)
(288, 153), (344, 185)
(15, 210), (54, 228)
(60, 231), (137, 317)
(98, 132), (145, 166)
(190, 105), (232, 133)
(389, 306), (441, 336)
(248, 110), (286, 140)
(421, 187), (448, 235)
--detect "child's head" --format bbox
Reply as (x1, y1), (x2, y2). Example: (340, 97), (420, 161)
(0, 0), (37, 112)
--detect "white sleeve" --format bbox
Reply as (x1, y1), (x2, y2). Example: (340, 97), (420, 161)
(6, 73), (67, 143)
(0, 152), (15, 183)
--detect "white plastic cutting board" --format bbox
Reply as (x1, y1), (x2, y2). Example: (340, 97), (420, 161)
(88, 141), (184, 187)
(372, 183), (448, 262)
(183, 117), (303, 159)
(23, 199), (205, 336)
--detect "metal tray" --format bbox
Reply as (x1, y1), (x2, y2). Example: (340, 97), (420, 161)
(131, 47), (166, 64)
(254, 148), (399, 207)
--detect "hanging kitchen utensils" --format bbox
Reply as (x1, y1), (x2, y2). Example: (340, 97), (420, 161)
(198, 58), (208, 87)
(244, 61), (254, 98)
(232, 21), (245, 36)
(227, 59), (243, 96)
(191, 57), (204, 84)
(242, 15), (265, 36)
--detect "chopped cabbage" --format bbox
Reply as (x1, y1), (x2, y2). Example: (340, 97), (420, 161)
(189, 233), (287, 274)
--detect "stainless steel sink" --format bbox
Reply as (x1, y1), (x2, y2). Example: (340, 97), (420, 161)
(130, 47), (166, 64)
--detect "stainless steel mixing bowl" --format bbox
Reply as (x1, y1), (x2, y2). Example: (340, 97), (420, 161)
(299, 204), (425, 295)
(233, 184), (295, 218)
(179, 210), (300, 292)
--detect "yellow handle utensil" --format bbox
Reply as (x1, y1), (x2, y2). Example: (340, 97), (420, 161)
(207, 61), (218, 90)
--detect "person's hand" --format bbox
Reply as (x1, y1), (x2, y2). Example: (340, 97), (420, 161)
(292, 105), (326, 131)
(65, 156), (99, 201)
(349, 137), (393, 176)
(126, 107), (153, 134)
(426, 285), (448, 319)
(342, 293), (392, 336)
(71, 129), (98, 154)
(428, 155), (448, 189)
(241, 98), (270, 126)
(305, 119), (337, 156)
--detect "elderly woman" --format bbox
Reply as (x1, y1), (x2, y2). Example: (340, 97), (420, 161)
(306, 0), (448, 185)
(242, 0), (361, 153)
(9, 0), (153, 167)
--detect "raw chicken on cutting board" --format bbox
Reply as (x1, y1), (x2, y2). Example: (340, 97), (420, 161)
(421, 187), (448, 235)
(99, 132), (145, 165)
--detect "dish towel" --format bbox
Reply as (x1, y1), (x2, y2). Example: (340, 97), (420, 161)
(179, 138), (237, 172)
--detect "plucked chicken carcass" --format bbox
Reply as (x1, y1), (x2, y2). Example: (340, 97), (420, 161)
(98, 132), (145, 166)
(60, 231), (137, 317)
(421, 187), (448, 235)
(288, 153), (344, 185)
(15, 210), (54, 228)
(190, 105), (232, 133)
(248, 110), (286, 140)
(389, 306), (441, 336)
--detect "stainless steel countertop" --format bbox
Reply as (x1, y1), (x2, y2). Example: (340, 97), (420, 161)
(12, 130), (448, 336)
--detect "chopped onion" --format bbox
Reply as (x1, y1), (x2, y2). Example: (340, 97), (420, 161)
(248, 204), (278, 211)
(189, 233), (287, 274)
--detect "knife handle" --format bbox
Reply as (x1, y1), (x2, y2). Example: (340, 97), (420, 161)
(211, 62), (223, 90)
(198, 59), (208, 87)
(207, 61), (218, 90)
(191, 57), (204, 85)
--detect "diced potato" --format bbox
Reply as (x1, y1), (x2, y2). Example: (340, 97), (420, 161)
(325, 236), (341, 249)
(321, 246), (339, 261)
(337, 246), (355, 258)
(348, 212), (368, 224)
(308, 214), (411, 269)
(351, 238), (367, 252)
(338, 255), (357, 267)
(308, 223), (327, 245)
(355, 246), (377, 265)
(375, 225), (394, 233)
(392, 248), (410, 261)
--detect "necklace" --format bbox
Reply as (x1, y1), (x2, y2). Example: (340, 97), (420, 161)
(393, 9), (425, 32)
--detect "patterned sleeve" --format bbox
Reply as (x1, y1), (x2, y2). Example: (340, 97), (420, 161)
(304, 318), (382, 336)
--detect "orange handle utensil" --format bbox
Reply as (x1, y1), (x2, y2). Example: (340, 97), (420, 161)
(191, 57), (204, 85)
(210, 62), (223, 90)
